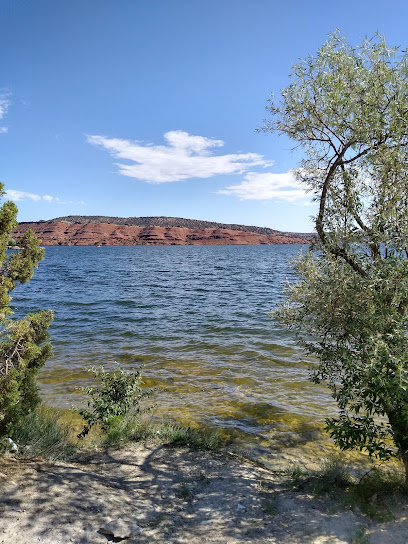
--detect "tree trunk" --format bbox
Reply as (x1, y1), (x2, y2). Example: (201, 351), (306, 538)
(403, 455), (408, 487)
(386, 409), (408, 486)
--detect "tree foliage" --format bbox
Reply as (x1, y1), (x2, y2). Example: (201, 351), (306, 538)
(264, 32), (408, 482)
(0, 182), (53, 436)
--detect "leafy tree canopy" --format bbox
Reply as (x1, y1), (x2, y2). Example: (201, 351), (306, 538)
(264, 32), (408, 482)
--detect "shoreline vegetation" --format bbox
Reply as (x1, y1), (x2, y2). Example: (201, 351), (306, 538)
(1, 401), (408, 543)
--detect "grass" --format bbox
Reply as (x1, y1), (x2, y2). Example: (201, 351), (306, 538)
(101, 411), (224, 451)
(261, 497), (278, 516)
(353, 527), (368, 544)
(175, 482), (191, 500)
(286, 455), (407, 522)
(153, 422), (224, 450)
(4, 403), (224, 461)
(10, 405), (76, 460)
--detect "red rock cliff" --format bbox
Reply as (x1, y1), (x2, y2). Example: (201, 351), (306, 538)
(12, 221), (310, 246)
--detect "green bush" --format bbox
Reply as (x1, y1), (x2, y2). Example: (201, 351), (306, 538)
(75, 365), (155, 439)
(0, 182), (53, 437)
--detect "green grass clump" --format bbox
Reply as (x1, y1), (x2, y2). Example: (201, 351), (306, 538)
(156, 423), (223, 451)
(350, 467), (406, 521)
(102, 413), (223, 451)
(286, 455), (407, 521)
(261, 497), (278, 516)
(11, 405), (75, 460)
(175, 482), (191, 500)
(311, 455), (352, 494)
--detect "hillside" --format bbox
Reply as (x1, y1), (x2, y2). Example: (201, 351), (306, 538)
(12, 216), (312, 246)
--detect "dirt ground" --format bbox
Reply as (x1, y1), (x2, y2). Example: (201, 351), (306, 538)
(0, 445), (407, 544)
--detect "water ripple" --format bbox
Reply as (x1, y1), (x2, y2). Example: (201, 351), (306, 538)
(11, 245), (337, 442)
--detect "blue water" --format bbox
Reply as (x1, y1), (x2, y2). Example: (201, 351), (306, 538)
(12, 244), (335, 443)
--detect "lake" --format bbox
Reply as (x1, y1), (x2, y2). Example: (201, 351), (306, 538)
(12, 245), (337, 461)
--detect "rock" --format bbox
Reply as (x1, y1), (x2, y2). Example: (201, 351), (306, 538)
(7, 439), (18, 453)
(0, 438), (18, 453)
(99, 519), (142, 540)
(12, 219), (311, 247)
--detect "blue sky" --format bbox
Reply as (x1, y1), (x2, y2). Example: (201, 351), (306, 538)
(1, 0), (408, 232)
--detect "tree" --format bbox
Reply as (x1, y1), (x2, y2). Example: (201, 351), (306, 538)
(263, 32), (408, 483)
(0, 182), (53, 436)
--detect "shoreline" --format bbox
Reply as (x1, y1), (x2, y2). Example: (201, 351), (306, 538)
(1, 442), (407, 544)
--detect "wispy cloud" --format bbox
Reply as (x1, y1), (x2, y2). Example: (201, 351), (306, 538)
(5, 190), (84, 205)
(0, 97), (10, 119)
(218, 171), (309, 202)
(87, 131), (272, 183)
(0, 92), (11, 134)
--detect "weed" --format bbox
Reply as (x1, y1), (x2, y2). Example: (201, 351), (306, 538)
(157, 423), (223, 451)
(284, 465), (311, 489)
(11, 405), (75, 460)
(176, 482), (191, 500)
(311, 455), (352, 494)
(353, 526), (368, 544)
(148, 514), (166, 528)
(197, 470), (210, 483)
(285, 456), (407, 522)
(257, 478), (274, 491)
(349, 467), (406, 521)
(262, 497), (278, 516)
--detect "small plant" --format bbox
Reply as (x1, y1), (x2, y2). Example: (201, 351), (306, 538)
(256, 478), (275, 492)
(286, 456), (406, 521)
(262, 497), (278, 516)
(284, 465), (311, 489)
(11, 405), (74, 460)
(176, 482), (191, 501)
(75, 365), (155, 439)
(312, 456), (352, 494)
(159, 423), (223, 451)
(197, 470), (209, 483)
(353, 527), (368, 544)
(350, 467), (405, 521)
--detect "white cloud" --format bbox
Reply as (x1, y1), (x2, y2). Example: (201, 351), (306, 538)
(0, 93), (10, 134)
(5, 190), (84, 205)
(87, 130), (272, 183)
(6, 190), (44, 202)
(0, 96), (10, 120)
(218, 171), (309, 202)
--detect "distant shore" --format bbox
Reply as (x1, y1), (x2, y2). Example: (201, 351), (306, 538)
(12, 216), (312, 247)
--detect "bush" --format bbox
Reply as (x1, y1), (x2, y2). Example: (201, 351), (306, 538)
(0, 181), (53, 437)
(75, 365), (155, 439)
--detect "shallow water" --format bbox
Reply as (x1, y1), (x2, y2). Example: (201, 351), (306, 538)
(12, 244), (338, 457)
